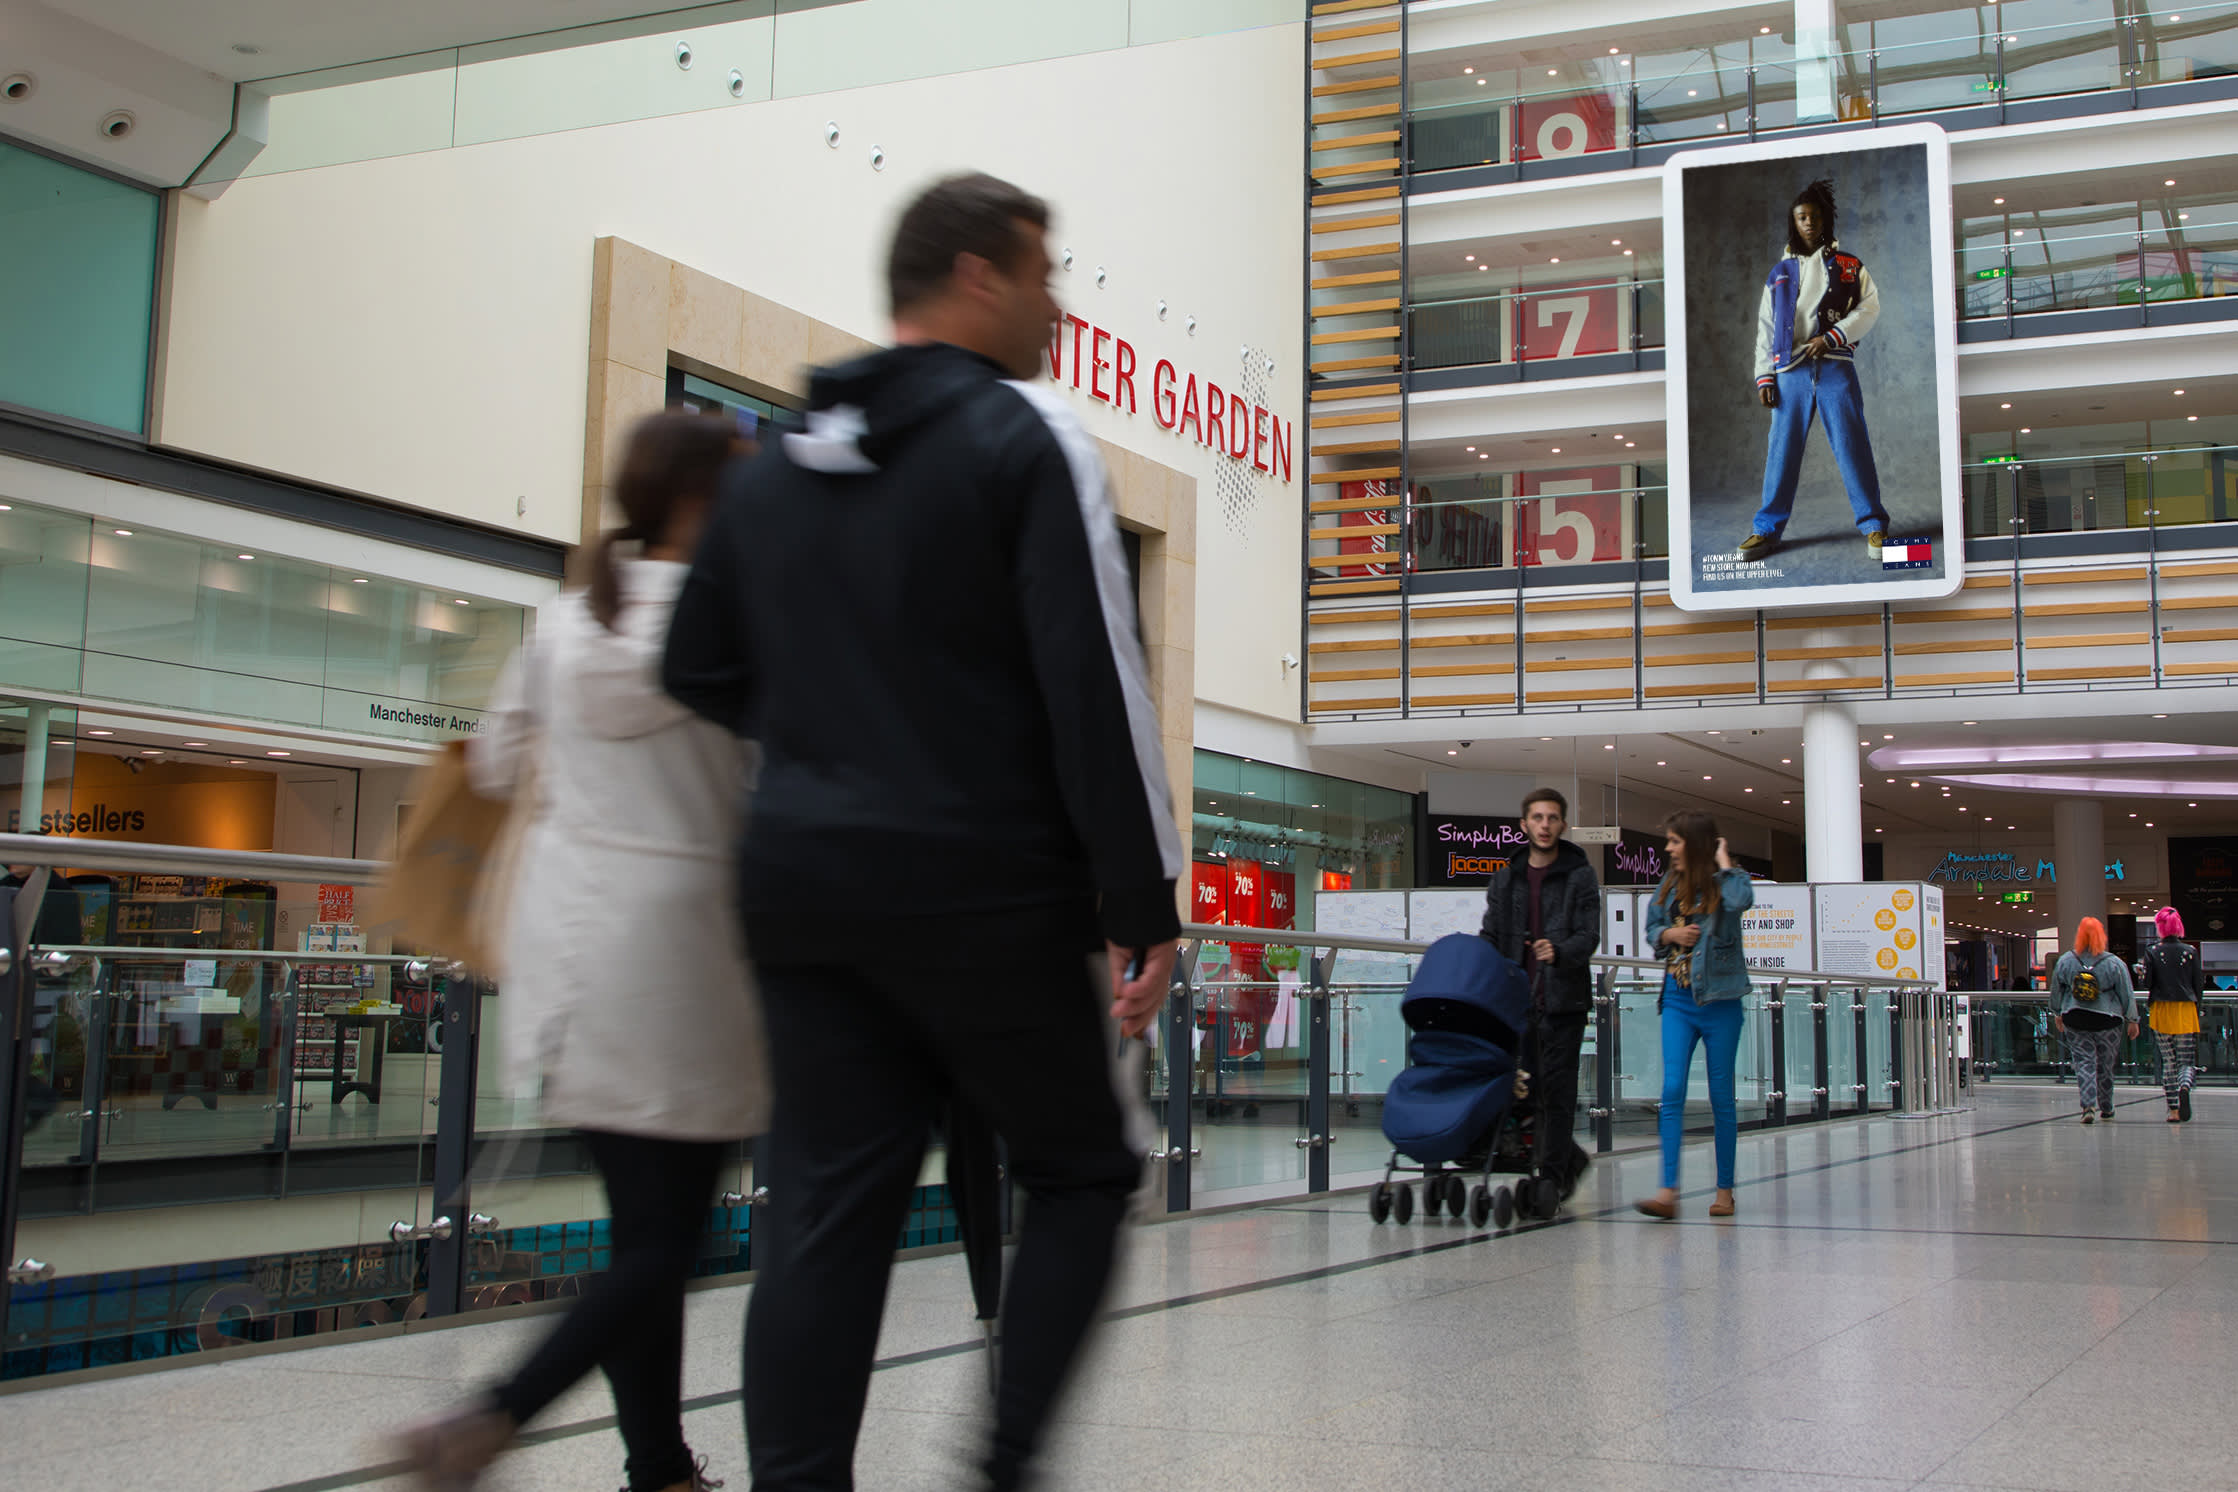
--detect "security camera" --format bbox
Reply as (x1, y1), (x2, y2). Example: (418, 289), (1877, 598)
(1459, 741), (1473, 749)
(126, 758), (146, 775)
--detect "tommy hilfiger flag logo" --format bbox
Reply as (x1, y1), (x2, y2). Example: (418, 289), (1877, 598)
(1881, 536), (1934, 570)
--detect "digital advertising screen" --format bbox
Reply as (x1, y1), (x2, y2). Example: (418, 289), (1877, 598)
(1663, 123), (1960, 612)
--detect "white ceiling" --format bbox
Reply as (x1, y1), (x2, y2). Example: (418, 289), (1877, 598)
(26, 0), (745, 82)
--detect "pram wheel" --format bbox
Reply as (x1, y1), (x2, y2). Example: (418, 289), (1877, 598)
(1528, 1176), (1562, 1220)
(1421, 1170), (1445, 1218)
(1444, 1174), (1469, 1217)
(1468, 1183), (1492, 1229)
(1491, 1185), (1514, 1229)
(1392, 1183), (1414, 1224)
(1369, 1183), (1393, 1224)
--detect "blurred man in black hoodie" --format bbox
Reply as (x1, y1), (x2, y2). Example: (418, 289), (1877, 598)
(662, 173), (1181, 1492)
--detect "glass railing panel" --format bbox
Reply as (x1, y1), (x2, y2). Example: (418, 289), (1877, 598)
(1863, 988), (1896, 1109)
(1783, 985), (1819, 1117)
(1632, 62), (1747, 146)
(1999, 7), (2129, 102)
(2004, 223), (2143, 313)
(2135, 3), (2238, 86)
(1509, 78), (1631, 164)
(1410, 292), (1513, 371)
(1186, 944), (1312, 1201)
(1828, 985), (1862, 1113)
(1611, 974), (1664, 1142)
(1750, 57), (1804, 134)
(1868, 24), (2006, 117)
(1409, 281), (1660, 374)
(1733, 987), (1776, 1128)
(1327, 954), (1413, 1183)
(1408, 95), (1511, 174)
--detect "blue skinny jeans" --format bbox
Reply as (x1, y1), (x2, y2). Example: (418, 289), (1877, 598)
(1659, 978), (1745, 1190)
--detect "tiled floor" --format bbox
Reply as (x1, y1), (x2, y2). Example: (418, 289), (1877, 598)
(3, 1083), (2230, 1492)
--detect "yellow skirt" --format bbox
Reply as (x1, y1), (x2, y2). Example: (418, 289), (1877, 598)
(2150, 1001), (2202, 1036)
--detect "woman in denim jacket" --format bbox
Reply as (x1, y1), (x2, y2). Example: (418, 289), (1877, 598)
(1635, 811), (1755, 1221)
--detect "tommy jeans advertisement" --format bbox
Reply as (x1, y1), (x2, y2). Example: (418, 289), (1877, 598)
(1664, 124), (1961, 612)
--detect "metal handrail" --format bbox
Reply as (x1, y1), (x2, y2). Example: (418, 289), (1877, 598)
(1182, 922), (1936, 990)
(0, 833), (382, 886)
(26, 945), (434, 966)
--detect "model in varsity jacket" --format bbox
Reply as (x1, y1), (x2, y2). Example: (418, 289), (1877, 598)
(1740, 178), (1894, 558)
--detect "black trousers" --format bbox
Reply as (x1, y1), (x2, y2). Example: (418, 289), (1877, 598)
(1533, 1009), (1592, 1190)
(490, 1129), (725, 1492)
(742, 930), (1140, 1491)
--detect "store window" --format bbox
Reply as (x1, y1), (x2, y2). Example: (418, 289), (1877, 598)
(0, 496), (523, 742)
(1190, 751), (1415, 935)
(0, 138), (160, 433)
(667, 367), (802, 439)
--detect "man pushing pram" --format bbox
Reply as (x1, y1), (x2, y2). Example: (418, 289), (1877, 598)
(1476, 788), (1602, 1201)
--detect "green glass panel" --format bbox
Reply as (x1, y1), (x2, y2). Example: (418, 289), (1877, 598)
(0, 140), (158, 432)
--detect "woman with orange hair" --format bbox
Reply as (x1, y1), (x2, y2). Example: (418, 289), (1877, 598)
(2050, 917), (2139, 1123)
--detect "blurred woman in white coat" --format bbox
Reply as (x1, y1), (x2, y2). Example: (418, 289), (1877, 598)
(401, 411), (769, 1492)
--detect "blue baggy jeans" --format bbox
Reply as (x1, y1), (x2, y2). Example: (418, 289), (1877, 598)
(1659, 979), (1745, 1190)
(1751, 357), (1890, 538)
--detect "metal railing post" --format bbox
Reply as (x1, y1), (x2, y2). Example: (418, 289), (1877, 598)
(267, 963), (302, 1154)
(1592, 965), (1616, 1153)
(72, 960), (113, 1168)
(1305, 950), (1332, 1193)
(423, 967), (482, 1318)
(1, 876), (48, 1328)
(1766, 981), (1789, 1125)
(1812, 981), (1832, 1121)
(1890, 990), (1907, 1112)
(1163, 941), (1199, 1214)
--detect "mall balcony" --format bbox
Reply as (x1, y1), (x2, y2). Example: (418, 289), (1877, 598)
(1301, 0), (2238, 728)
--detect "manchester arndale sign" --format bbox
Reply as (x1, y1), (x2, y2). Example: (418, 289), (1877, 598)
(1927, 850), (2127, 886)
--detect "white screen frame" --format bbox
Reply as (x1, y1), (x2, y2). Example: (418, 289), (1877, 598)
(1663, 122), (1961, 614)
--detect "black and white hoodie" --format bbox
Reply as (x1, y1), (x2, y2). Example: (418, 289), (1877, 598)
(663, 341), (1183, 956)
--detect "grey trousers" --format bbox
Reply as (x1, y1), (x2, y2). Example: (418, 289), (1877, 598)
(2067, 1025), (2122, 1113)
(2154, 1031), (2199, 1105)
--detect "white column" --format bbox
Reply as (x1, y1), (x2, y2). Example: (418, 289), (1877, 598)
(1803, 701), (1863, 882)
(1794, 0), (1839, 123)
(16, 701), (49, 836)
(2053, 797), (2107, 937)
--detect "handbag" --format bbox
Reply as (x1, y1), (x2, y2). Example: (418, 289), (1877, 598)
(367, 739), (519, 973)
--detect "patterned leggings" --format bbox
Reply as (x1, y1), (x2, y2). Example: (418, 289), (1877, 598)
(2155, 1032), (2199, 1106)
(2067, 1026), (2121, 1114)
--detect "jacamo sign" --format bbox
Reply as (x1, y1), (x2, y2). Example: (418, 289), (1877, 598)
(1048, 315), (1295, 482)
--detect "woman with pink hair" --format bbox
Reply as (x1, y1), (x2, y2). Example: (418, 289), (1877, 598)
(2050, 917), (2138, 1123)
(2139, 906), (2203, 1123)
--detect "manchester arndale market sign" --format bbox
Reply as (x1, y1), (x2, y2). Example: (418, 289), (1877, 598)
(1927, 851), (2128, 886)
(1048, 315), (1296, 483)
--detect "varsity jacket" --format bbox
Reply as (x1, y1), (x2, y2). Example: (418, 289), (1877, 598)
(662, 341), (1184, 957)
(1754, 242), (1881, 388)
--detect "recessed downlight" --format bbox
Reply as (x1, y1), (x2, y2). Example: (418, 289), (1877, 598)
(266, 750), (292, 757)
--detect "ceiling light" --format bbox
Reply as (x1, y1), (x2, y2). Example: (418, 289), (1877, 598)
(1760, 24), (1770, 32)
(112, 528), (131, 536)
(1551, 447), (1562, 454)
(140, 749), (160, 756)
(1541, 736), (1554, 742)
(1447, 748), (1459, 755)
(1548, 68), (1558, 76)
(1781, 757), (1792, 764)
(454, 597), (470, 606)
(1477, 78), (1487, 85)
(2166, 179), (2177, 187)
(2020, 428), (2031, 434)
(1603, 743), (1614, 750)
(1623, 249), (1633, 256)
(352, 577), (368, 584)
(1466, 445), (1475, 451)
(1478, 263), (1489, 270)
(2189, 415), (2199, 422)
(2001, 402), (2012, 409)
(229, 759), (246, 766)
(1550, 257), (1561, 264)
(1465, 254), (1475, 262)
(1463, 66), (1474, 74)
(1745, 787), (1753, 793)
(266, 750), (292, 757)
(1703, 775), (1712, 781)
(182, 741), (206, 747)
(238, 553), (254, 561)
(1993, 197), (2005, 204)
(1657, 760), (1667, 766)
(1687, 89), (1698, 96)
(2154, 713), (2169, 718)
(1611, 239), (1622, 246)
(1964, 721), (1977, 726)
(1782, 799), (1791, 805)
(2174, 389), (2186, 396)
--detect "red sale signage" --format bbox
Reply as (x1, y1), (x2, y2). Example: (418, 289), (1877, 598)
(1191, 862), (1229, 925)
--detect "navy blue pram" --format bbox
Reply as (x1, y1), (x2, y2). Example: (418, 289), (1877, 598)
(1370, 933), (1559, 1229)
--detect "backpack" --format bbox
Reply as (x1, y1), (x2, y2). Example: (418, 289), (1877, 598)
(2071, 958), (2102, 1006)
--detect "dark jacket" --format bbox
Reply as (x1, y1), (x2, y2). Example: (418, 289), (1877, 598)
(2141, 936), (2202, 1005)
(661, 341), (1183, 958)
(1478, 839), (1602, 1014)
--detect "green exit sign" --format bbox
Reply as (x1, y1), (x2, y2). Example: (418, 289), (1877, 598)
(2002, 891), (2034, 905)
(1985, 454), (2021, 464)
(1974, 266), (2010, 280)
(1972, 79), (2005, 93)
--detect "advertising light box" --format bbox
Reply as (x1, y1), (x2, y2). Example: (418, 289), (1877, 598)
(1663, 123), (1960, 612)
